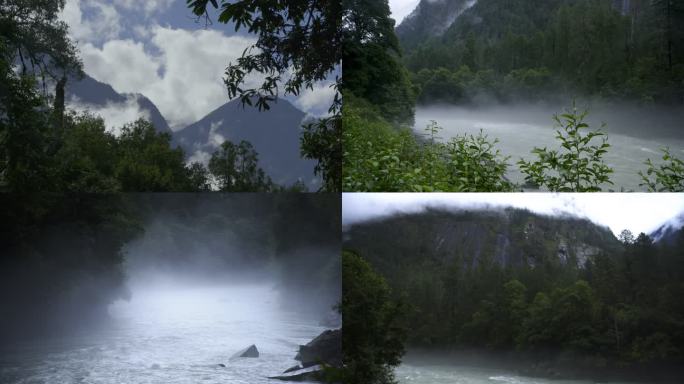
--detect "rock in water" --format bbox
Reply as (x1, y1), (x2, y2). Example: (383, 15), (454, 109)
(295, 329), (341, 368)
(232, 344), (259, 358)
(269, 365), (324, 382)
(271, 329), (342, 382)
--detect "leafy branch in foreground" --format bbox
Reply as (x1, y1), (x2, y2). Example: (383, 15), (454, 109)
(442, 128), (513, 192)
(518, 104), (613, 192)
(187, 0), (342, 191)
(301, 116), (341, 192)
(639, 147), (684, 192)
(187, 0), (341, 111)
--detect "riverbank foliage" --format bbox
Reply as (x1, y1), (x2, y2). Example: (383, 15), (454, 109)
(344, 209), (684, 378)
(343, 96), (513, 191)
(639, 147), (684, 192)
(518, 105), (613, 191)
(341, 251), (407, 384)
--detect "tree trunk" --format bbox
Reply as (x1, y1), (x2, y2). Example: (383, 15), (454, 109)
(53, 75), (67, 131)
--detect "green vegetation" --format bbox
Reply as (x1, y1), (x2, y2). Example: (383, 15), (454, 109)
(209, 140), (273, 192)
(341, 0), (416, 126)
(403, 0), (684, 104)
(341, 251), (407, 384)
(518, 105), (613, 191)
(344, 209), (684, 378)
(343, 96), (513, 191)
(639, 147), (684, 192)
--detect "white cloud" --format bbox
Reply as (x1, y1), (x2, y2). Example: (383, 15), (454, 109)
(342, 193), (684, 236)
(60, 0), (121, 43)
(187, 150), (212, 166)
(67, 94), (151, 136)
(80, 39), (160, 92)
(294, 82), (337, 116)
(390, 0), (420, 24)
(63, 0), (324, 130)
(208, 120), (225, 147)
(79, 26), (256, 130)
(117, 0), (175, 16)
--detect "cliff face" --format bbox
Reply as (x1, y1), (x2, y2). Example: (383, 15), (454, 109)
(343, 208), (622, 278)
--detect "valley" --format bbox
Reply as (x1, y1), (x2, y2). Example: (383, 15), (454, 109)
(66, 73), (319, 189)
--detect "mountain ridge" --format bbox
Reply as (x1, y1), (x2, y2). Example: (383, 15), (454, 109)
(66, 74), (171, 134)
(66, 74), (317, 188)
(344, 207), (623, 279)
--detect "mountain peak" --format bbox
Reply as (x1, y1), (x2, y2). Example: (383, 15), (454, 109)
(66, 74), (171, 134)
(174, 98), (318, 188)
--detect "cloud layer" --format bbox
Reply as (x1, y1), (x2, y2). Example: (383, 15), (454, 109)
(342, 193), (684, 236)
(67, 94), (151, 136)
(79, 28), (255, 130)
(61, 0), (335, 131)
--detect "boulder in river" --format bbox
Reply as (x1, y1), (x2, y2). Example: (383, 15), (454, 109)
(232, 344), (259, 358)
(269, 364), (324, 382)
(271, 329), (341, 382)
(295, 329), (341, 368)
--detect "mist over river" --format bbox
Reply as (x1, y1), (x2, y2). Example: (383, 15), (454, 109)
(397, 361), (633, 384)
(414, 104), (684, 191)
(0, 284), (324, 384)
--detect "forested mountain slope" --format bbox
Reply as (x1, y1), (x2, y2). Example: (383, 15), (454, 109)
(344, 208), (621, 284)
(344, 207), (684, 378)
(397, 0), (683, 104)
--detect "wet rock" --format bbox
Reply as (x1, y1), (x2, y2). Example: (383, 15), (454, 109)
(283, 364), (302, 373)
(232, 344), (259, 358)
(271, 329), (341, 382)
(269, 364), (323, 382)
(295, 329), (341, 368)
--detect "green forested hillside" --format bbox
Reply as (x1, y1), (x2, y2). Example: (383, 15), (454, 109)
(400, 0), (684, 104)
(343, 208), (684, 378)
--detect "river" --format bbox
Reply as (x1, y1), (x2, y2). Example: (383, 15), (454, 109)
(0, 284), (324, 384)
(397, 362), (633, 384)
(414, 104), (684, 191)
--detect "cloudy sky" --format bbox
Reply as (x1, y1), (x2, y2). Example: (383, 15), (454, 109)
(59, 0), (335, 131)
(343, 193), (684, 236)
(390, 0), (419, 24)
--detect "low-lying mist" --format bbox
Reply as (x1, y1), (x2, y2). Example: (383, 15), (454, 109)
(0, 194), (340, 383)
(414, 101), (684, 190)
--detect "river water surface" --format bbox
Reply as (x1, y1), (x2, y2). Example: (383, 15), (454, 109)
(414, 105), (684, 191)
(397, 362), (633, 384)
(0, 284), (324, 384)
